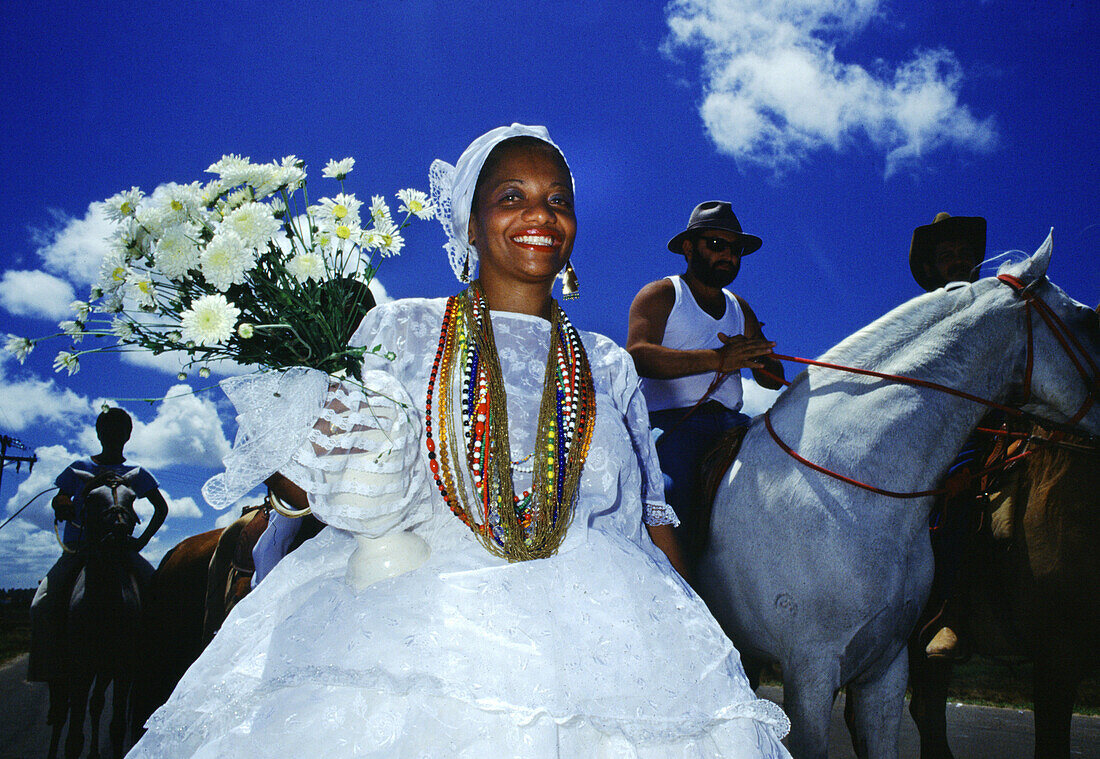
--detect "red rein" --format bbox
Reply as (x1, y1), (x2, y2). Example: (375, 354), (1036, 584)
(758, 274), (1098, 499)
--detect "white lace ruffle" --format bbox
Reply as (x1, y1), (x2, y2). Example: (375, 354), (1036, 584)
(428, 158), (476, 284)
(202, 368), (330, 509)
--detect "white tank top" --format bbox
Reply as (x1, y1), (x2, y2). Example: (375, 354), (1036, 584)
(640, 275), (745, 412)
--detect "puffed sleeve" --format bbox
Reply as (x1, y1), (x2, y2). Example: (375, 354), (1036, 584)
(280, 302), (433, 536)
(202, 301), (432, 538)
(605, 342), (678, 527)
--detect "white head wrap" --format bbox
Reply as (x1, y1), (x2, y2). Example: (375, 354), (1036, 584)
(429, 123), (574, 283)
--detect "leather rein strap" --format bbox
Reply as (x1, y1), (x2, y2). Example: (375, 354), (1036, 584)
(761, 274), (1099, 498)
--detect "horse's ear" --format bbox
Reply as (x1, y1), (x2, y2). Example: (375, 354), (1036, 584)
(1000, 229), (1053, 285)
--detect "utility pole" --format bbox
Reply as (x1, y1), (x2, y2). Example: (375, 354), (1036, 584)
(0, 434), (37, 493)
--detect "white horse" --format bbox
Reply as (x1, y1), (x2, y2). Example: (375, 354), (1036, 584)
(697, 235), (1099, 759)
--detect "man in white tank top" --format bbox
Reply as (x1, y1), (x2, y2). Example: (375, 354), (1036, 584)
(627, 201), (785, 567)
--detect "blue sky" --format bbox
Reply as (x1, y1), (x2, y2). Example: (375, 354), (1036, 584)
(1, 0), (1096, 588)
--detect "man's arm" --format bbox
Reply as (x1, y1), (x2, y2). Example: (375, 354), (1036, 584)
(734, 296), (785, 390)
(132, 488), (168, 551)
(51, 491), (75, 523)
(627, 280), (778, 379)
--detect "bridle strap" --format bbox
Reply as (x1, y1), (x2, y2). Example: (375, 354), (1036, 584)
(757, 274), (1097, 498)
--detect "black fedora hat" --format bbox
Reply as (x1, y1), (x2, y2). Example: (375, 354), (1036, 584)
(909, 212), (986, 291)
(667, 201), (763, 255)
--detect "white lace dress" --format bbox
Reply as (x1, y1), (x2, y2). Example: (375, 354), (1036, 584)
(130, 298), (791, 758)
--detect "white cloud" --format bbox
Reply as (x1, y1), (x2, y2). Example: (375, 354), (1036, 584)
(0, 269), (77, 320)
(0, 361), (94, 432)
(33, 202), (117, 285)
(665, 0), (998, 174)
(123, 384), (231, 469)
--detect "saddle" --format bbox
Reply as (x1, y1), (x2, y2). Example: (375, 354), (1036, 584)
(230, 505), (270, 575)
(692, 425), (751, 559)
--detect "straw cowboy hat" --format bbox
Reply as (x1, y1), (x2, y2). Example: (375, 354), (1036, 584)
(909, 212), (987, 291)
(667, 201), (763, 255)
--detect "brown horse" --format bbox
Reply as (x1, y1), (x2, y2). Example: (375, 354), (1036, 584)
(907, 427), (1100, 758)
(132, 502), (323, 731)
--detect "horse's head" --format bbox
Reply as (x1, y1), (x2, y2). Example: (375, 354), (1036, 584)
(82, 472), (139, 547)
(997, 232), (1100, 436)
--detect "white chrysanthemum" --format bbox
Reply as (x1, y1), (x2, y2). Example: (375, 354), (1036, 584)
(322, 157), (355, 180)
(59, 320), (85, 343)
(224, 202), (281, 250)
(98, 252), (130, 291)
(237, 323), (254, 339)
(179, 294), (240, 347)
(287, 252), (326, 283)
(100, 290), (125, 314)
(397, 188), (434, 220)
(372, 217), (404, 257)
(154, 223), (202, 280)
(278, 156), (306, 191)
(111, 318), (135, 340)
(139, 182), (204, 233)
(200, 179), (223, 207)
(53, 351), (80, 375)
(242, 163), (280, 198)
(224, 186), (255, 212)
(128, 276), (156, 310)
(270, 197), (288, 218)
(316, 193), (363, 226)
(70, 300), (91, 320)
(103, 187), (144, 222)
(200, 230), (255, 291)
(4, 335), (33, 362)
(369, 195), (391, 224)
(207, 154), (254, 187)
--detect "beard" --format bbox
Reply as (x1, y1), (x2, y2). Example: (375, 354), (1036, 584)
(689, 254), (739, 288)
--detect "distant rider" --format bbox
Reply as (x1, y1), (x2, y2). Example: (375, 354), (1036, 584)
(27, 407), (168, 682)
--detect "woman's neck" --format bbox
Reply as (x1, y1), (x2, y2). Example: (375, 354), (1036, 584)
(476, 276), (554, 319)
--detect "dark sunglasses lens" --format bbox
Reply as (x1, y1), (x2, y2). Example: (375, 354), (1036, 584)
(704, 237), (741, 255)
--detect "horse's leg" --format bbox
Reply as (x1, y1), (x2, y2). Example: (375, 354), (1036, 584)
(47, 680), (67, 759)
(846, 647), (909, 759)
(906, 638), (954, 759)
(88, 674), (108, 759)
(63, 673), (91, 759)
(782, 659), (838, 759)
(109, 675), (131, 759)
(1032, 637), (1079, 759)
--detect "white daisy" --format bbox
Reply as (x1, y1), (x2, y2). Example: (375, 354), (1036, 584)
(369, 195), (391, 224)
(59, 320), (85, 343)
(70, 300), (91, 321)
(322, 157), (355, 180)
(179, 294), (240, 347)
(224, 202), (282, 250)
(200, 230), (255, 291)
(154, 224), (201, 280)
(397, 188), (434, 220)
(4, 335), (33, 362)
(53, 351), (80, 375)
(206, 154), (254, 187)
(111, 318), (135, 340)
(278, 156), (306, 191)
(98, 251), (130, 291)
(287, 252), (326, 283)
(103, 187), (144, 222)
(200, 179), (224, 207)
(372, 218), (404, 258)
(128, 276), (157, 310)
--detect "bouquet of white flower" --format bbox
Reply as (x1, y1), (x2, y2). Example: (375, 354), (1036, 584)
(6, 155), (433, 381)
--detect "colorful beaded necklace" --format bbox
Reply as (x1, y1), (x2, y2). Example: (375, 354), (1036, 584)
(425, 282), (596, 562)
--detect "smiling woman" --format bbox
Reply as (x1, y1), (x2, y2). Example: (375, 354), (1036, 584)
(129, 124), (791, 758)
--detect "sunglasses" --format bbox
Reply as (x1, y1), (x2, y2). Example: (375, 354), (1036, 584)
(698, 236), (744, 255)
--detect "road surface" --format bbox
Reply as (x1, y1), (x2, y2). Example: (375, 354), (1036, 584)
(1, 655), (1098, 757)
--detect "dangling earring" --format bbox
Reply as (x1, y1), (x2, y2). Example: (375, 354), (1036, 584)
(461, 251), (471, 283)
(561, 261), (579, 300)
